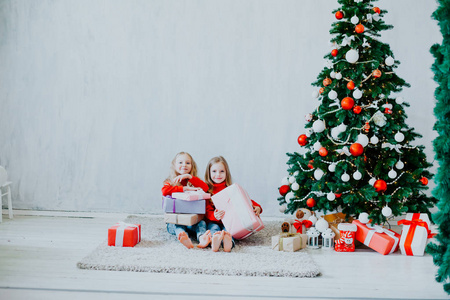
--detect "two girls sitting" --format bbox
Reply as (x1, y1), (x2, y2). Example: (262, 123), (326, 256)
(161, 152), (262, 251)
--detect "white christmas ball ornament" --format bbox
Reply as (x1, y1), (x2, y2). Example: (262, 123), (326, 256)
(357, 134), (369, 147)
(327, 192), (336, 201)
(335, 72), (342, 80)
(285, 192), (294, 204)
(396, 160), (404, 170)
(279, 205), (287, 213)
(388, 169), (397, 179)
(396, 97), (405, 104)
(281, 176), (289, 185)
(370, 135), (379, 145)
(313, 119), (326, 133)
(331, 127), (341, 140)
(328, 163), (337, 172)
(315, 218), (330, 233)
(341, 173), (350, 182)
(328, 90), (338, 100)
(294, 171), (299, 176)
(289, 176), (296, 184)
(291, 182), (300, 191)
(369, 178), (377, 185)
(313, 141), (322, 151)
(385, 56), (395, 66)
(312, 90), (319, 98)
(382, 206), (392, 217)
(353, 171), (363, 180)
(351, 16), (360, 24)
(345, 49), (359, 64)
(338, 123), (347, 132)
(358, 212), (370, 224)
(314, 169), (325, 180)
(395, 132), (405, 143)
(330, 71), (336, 78)
(372, 13), (380, 22)
(308, 215), (318, 225)
(353, 89), (363, 99)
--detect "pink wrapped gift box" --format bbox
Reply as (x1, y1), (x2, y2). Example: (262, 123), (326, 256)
(353, 220), (400, 255)
(211, 183), (264, 240)
(172, 191), (211, 201)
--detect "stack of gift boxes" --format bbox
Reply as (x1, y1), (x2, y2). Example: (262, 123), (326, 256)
(163, 191), (209, 226)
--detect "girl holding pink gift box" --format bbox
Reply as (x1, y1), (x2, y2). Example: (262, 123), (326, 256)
(204, 156), (263, 252)
(162, 152), (212, 249)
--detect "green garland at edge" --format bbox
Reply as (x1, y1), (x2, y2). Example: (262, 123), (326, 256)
(426, 0), (450, 295)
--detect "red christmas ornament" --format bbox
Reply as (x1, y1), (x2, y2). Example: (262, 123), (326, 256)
(420, 177), (429, 185)
(279, 185), (290, 196)
(331, 49), (339, 57)
(373, 69), (382, 78)
(319, 87), (325, 94)
(335, 193), (342, 198)
(297, 134), (308, 146)
(306, 198), (316, 208)
(364, 122), (370, 132)
(323, 78), (332, 86)
(341, 97), (355, 110)
(373, 7), (381, 14)
(349, 143), (364, 156)
(374, 179), (387, 193)
(319, 147), (328, 157)
(384, 107), (393, 114)
(347, 81), (355, 90)
(355, 24), (365, 34)
(353, 106), (362, 114)
(308, 160), (314, 169)
(335, 11), (344, 20)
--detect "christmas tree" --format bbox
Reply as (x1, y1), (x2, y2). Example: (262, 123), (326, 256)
(426, 0), (450, 295)
(277, 0), (437, 224)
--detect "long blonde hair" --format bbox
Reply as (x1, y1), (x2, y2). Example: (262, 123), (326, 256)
(204, 156), (233, 193)
(164, 152), (198, 186)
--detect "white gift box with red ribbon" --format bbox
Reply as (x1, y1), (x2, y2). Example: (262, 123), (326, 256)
(397, 213), (432, 256)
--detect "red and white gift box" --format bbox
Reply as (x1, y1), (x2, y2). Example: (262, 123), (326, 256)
(108, 222), (141, 247)
(211, 183), (264, 240)
(397, 213), (432, 256)
(172, 191), (211, 201)
(353, 220), (400, 255)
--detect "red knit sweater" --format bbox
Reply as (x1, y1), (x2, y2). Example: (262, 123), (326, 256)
(161, 176), (208, 196)
(205, 182), (262, 224)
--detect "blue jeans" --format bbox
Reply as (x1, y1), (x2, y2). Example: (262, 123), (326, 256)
(166, 220), (207, 241)
(207, 222), (235, 247)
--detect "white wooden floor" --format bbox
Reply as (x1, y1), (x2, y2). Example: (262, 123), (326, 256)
(0, 210), (448, 300)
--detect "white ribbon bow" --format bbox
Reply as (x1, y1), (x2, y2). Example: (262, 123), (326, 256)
(382, 142), (403, 153)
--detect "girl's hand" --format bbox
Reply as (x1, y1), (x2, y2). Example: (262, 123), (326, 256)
(174, 174), (192, 183)
(214, 209), (225, 220)
(183, 186), (202, 192)
(253, 206), (261, 216)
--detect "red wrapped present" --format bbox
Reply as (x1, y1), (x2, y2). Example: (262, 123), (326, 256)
(334, 223), (357, 252)
(397, 213), (432, 256)
(353, 220), (400, 255)
(108, 222), (141, 247)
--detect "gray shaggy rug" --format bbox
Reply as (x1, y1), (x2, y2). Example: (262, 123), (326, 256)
(77, 215), (321, 277)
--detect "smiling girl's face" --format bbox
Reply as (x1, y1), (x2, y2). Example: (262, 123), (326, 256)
(210, 162), (226, 184)
(175, 154), (192, 175)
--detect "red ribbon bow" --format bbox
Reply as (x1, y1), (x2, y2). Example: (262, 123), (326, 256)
(293, 219), (313, 233)
(397, 213), (432, 255)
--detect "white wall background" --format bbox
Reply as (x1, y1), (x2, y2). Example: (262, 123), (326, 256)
(0, 0), (440, 216)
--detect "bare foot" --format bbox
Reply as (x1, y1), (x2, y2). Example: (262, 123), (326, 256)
(211, 231), (224, 252)
(197, 230), (211, 248)
(223, 231), (233, 252)
(178, 232), (194, 249)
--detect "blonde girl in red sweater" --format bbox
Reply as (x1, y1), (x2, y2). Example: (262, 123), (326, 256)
(162, 152), (212, 249)
(204, 156), (262, 252)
